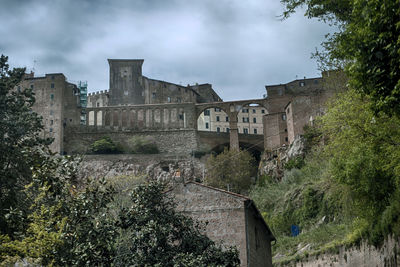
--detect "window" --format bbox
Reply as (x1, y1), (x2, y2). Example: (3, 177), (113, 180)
(287, 107), (290, 114)
(314, 79), (319, 84)
(97, 102), (100, 107)
(50, 120), (53, 125)
(252, 109), (256, 113)
(261, 109), (265, 114)
(215, 108), (221, 112)
(30, 84), (34, 89)
(300, 81), (305, 87)
(282, 114), (287, 121)
(205, 122), (209, 129)
(50, 94), (54, 100)
(177, 97), (182, 103)
(204, 109), (210, 116)
(179, 114), (184, 120)
(242, 108), (249, 113)
(167, 96), (171, 103)
(226, 128), (230, 133)
(51, 83), (54, 88)
(285, 137), (288, 142)
(49, 128), (53, 133)
(216, 116), (220, 122)
(50, 110), (53, 115)
(285, 128), (287, 132)
(253, 118), (256, 123)
(254, 129), (257, 134)
(225, 116), (229, 122)
(244, 128), (249, 134)
(217, 127), (220, 133)
(243, 117), (249, 123)
(51, 75), (55, 80)
(152, 92), (156, 99)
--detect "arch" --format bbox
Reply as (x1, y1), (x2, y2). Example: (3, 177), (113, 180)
(88, 110), (95, 126)
(96, 110), (103, 126)
(196, 105), (230, 132)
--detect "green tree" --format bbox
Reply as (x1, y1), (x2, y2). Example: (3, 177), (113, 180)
(282, 0), (400, 116)
(115, 182), (240, 266)
(321, 89), (400, 243)
(90, 136), (123, 154)
(205, 148), (257, 194)
(0, 55), (52, 237)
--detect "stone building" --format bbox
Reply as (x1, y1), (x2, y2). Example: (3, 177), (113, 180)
(19, 73), (82, 153)
(168, 181), (275, 267)
(87, 59), (222, 108)
(263, 72), (339, 150)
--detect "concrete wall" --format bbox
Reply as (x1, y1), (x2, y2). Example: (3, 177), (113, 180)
(63, 126), (199, 155)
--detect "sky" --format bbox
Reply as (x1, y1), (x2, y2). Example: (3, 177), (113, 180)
(0, 0), (334, 101)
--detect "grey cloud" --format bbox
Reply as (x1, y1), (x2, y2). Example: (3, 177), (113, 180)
(1, 0), (333, 100)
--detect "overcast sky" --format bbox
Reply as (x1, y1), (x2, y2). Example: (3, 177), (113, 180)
(1, 0), (333, 101)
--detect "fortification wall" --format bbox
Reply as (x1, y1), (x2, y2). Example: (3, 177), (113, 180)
(63, 126), (199, 155)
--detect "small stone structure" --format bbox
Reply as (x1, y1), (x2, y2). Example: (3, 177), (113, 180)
(168, 181), (276, 267)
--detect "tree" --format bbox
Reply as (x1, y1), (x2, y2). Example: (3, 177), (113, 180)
(321, 89), (400, 243)
(205, 148), (257, 194)
(115, 181), (240, 266)
(0, 55), (52, 236)
(281, 0), (400, 116)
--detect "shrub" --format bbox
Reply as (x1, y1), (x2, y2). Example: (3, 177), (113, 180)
(90, 136), (123, 154)
(129, 136), (159, 154)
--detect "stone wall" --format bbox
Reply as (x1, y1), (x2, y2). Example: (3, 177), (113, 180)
(263, 112), (288, 150)
(77, 154), (205, 182)
(279, 236), (400, 267)
(64, 126), (199, 155)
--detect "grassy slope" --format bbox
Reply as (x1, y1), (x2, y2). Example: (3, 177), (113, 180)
(250, 149), (365, 264)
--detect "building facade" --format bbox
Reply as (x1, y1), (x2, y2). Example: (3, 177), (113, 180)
(19, 73), (83, 154)
(168, 182), (275, 267)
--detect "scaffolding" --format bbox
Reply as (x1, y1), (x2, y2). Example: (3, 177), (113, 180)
(78, 81), (88, 125)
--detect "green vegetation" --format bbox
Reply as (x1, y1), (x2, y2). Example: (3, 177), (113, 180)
(90, 136), (123, 154)
(205, 148), (257, 194)
(281, 0), (400, 116)
(251, 89), (400, 263)
(0, 56), (240, 266)
(129, 136), (159, 154)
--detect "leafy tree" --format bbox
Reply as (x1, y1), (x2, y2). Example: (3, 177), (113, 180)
(205, 148), (257, 194)
(115, 182), (240, 266)
(0, 55), (52, 237)
(321, 89), (400, 243)
(281, 0), (400, 116)
(90, 136), (123, 154)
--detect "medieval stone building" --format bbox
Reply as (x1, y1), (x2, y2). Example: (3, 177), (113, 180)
(168, 181), (275, 267)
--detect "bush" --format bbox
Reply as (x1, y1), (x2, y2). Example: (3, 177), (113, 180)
(129, 136), (159, 154)
(205, 148), (257, 194)
(90, 136), (123, 154)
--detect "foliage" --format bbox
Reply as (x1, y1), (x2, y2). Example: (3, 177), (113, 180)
(321, 89), (400, 244)
(114, 182), (240, 266)
(205, 148), (257, 194)
(284, 156), (305, 170)
(90, 136), (123, 154)
(281, 0), (400, 116)
(0, 55), (53, 237)
(129, 136), (159, 154)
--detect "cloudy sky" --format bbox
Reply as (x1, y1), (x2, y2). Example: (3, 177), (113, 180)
(1, 0), (333, 101)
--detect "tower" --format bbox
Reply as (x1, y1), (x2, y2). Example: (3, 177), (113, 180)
(108, 59), (145, 105)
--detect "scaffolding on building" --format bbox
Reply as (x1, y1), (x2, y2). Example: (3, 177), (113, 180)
(78, 81), (88, 125)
